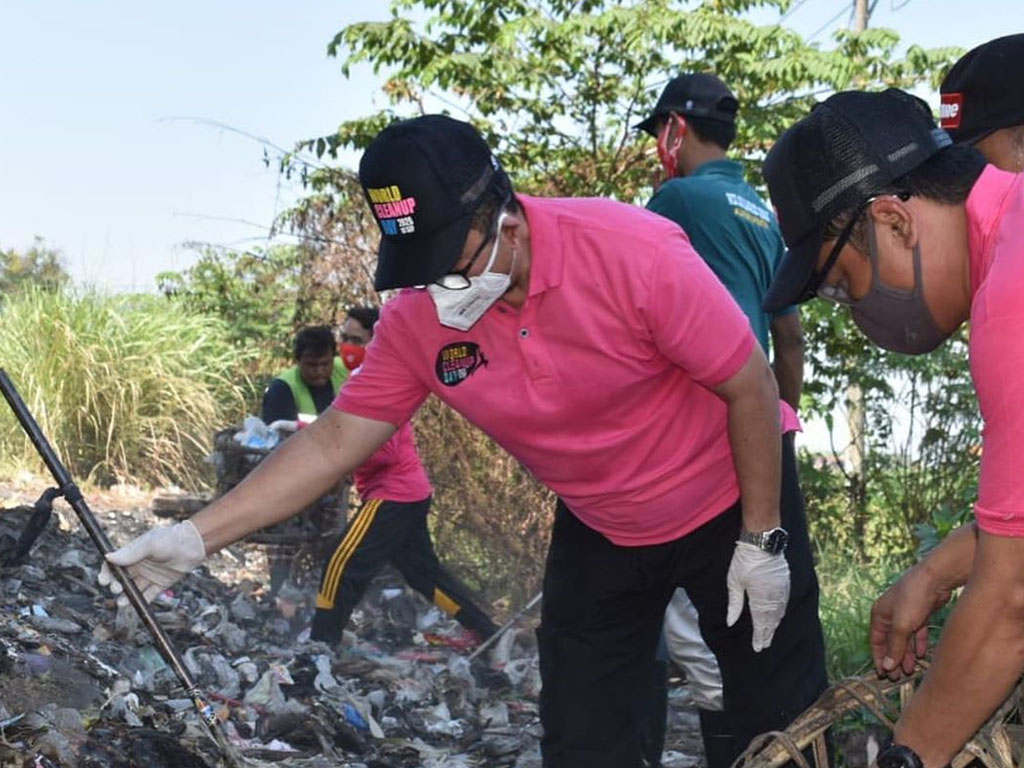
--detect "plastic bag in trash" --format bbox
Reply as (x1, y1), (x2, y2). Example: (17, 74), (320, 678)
(233, 416), (280, 450)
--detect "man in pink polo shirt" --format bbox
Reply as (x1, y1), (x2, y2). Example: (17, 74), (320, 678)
(309, 304), (498, 646)
(99, 115), (826, 767)
(761, 87), (1024, 768)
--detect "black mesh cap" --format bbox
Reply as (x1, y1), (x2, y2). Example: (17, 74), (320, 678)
(762, 88), (952, 312)
(940, 34), (1024, 145)
(359, 114), (511, 291)
(635, 73), (738, 136)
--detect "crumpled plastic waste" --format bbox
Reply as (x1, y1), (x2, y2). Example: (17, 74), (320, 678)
(233, 415), (280, 450)
(0, 491), (707, 767)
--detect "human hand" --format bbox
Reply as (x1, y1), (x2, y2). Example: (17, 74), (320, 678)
(726, 542), (791, 652)
(870, 564), (952, 679)
(97, 520), (207, 605)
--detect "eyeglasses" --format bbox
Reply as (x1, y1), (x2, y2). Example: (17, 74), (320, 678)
(809, 191), (910, 304)
(433, 197), (510, 291)
(433, 233), (495, 291)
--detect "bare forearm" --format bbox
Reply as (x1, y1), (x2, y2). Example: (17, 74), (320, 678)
(708, 349), (782, 531)
(917, 523), (977, 592)
(770, 314), (804, 411)
(729, 398), (782, 531)
(192, 410), (393, 553)
(772, 350), (803, 411)
(896, 533), (1024, 767)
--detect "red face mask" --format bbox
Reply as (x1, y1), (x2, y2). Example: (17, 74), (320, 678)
(339, 343), (366, 371)
(656, 114), (685, 180)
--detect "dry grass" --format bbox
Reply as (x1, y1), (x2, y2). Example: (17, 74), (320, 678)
(0, 288), (255, 489)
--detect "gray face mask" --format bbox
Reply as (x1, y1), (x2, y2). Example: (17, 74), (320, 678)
(847, 221), (950, 355)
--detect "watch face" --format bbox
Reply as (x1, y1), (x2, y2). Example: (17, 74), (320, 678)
(765, 528), (789, 555)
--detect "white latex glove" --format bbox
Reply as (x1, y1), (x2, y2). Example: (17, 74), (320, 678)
(98, 520), (206, 605)
(725, 541), (791, 652)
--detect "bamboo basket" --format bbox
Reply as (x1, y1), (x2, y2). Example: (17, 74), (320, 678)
(734, 661), (1024, 768)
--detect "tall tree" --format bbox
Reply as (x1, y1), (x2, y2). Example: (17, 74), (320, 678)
(309, 0), (960, 200)
(0, 237), (69, 296)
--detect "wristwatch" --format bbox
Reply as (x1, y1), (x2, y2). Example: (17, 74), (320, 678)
(877, 744), (924, 768)
(738, 526), (789, 555)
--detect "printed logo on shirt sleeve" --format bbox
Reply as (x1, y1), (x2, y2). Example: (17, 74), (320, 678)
(435, 342), (488, 386)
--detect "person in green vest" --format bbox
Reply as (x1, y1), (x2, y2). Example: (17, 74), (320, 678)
(262, 326), (348, 425)
(260, 325), (348, 594)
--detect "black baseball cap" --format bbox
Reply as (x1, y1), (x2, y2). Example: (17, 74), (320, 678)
(359, 114), (510, 291)
(940, 34), (1024, 145)
(635, 73), (738, 136)
(762, 88), (952, 313)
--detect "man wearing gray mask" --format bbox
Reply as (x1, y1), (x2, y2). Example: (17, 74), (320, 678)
(762, 87), (1024, 768)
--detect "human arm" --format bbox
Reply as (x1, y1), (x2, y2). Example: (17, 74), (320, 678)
(869, 523), (976, 678)
(98, 408), (395, 600)
(708, 346), (782, 533)
(890, 530), (1024, 768)
(769, 310), (804, 411)
(193, 408), (395, 552)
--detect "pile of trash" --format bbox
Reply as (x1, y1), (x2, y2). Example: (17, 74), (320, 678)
(0, 483), (704, 767)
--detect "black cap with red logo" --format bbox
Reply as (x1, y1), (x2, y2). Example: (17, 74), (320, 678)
(359, 115), (511, 291)
(940, 34), (1024, 145)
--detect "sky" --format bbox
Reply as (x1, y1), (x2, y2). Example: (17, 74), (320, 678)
(1, 1), (1019, 292)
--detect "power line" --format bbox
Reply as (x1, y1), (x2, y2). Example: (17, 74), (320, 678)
(780, 0), (816, 23)
(808, 1), (856, 41)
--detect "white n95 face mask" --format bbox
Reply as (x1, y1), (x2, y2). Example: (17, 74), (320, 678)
(428, 212), (516, 331)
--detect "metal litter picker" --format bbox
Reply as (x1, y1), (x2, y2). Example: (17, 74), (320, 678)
(0, 368), (245, 768)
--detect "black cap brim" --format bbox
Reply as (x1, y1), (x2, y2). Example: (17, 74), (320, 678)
(634, 113), (663, 137)
(762, 225), (825, 313)
(373, 211), (473, 291)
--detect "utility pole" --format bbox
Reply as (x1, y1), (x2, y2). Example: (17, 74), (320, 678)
(854, 0), (870, 31)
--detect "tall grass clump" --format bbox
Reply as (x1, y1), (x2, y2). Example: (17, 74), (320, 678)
(0, 288), (255, 488)
(815, 542), (908, 680)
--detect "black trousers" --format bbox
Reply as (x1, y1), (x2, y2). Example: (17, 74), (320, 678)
(310, 496), (498, 643)
(538, 436), (827, 768)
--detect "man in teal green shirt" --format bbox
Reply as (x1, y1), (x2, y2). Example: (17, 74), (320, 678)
(639, 73), (803, 409)
(635, 73), (820, 768)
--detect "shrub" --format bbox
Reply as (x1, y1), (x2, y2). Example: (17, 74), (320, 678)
(0, 288), (255, 488)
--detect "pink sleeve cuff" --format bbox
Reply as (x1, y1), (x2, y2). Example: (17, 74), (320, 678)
(698, 333), (755, 388)
(779, 401), (802, 434)
(333, 393), (413, 429)
(974, 504), (1024, 537)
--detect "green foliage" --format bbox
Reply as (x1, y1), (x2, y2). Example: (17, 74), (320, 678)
(815, 540), (904, 679)
(0, 288), (254, 489)
(313, 0), (961, 199)
(800, 300), (980, 565)
(158, 177), (382, 391)
(0, 238), (70, 296)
